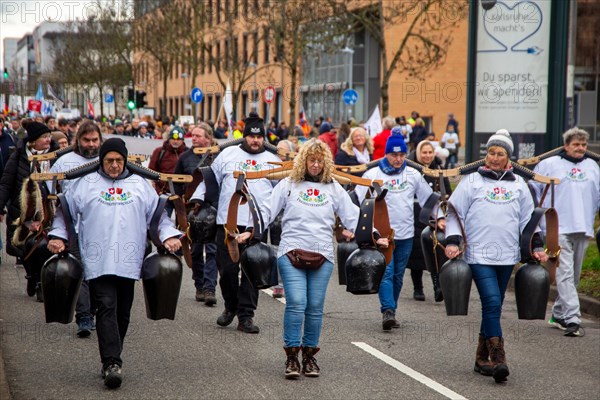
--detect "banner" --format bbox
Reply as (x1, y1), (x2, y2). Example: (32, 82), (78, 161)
(27, 99), (42, 113)
(87, 100), (95, 118)
(223, 81), (234, 129)
(472, 0), (551, 160)
(364, 105), (383, 137)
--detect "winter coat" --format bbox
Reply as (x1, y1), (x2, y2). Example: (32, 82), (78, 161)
(334, 146), (371, 168)
(0, 139), (58, 221)
(372, 129), (392, 159)
(148, 140), (188, 194)
(0, 128), (17, 177)
(173, 146), (216, 197)
(318, 132), (338, 158)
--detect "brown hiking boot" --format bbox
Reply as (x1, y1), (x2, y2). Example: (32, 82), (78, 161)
(195, 289), (205, 302)
(301, 347), (320, 377)
(474, 335), (493, 376)
(487, 337), (509, 383)
(284, 347), (301, 379)
(204, 291), (217, 306)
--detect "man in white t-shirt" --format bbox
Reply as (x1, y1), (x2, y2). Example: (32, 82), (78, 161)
(441, 124), (459, 168)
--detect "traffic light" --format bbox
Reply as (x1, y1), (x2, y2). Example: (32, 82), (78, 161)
(135, 90), (147, 109)
(127, 88), (135, 110)
(3, 68), (8, 79)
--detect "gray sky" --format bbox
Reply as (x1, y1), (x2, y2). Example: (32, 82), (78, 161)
(0, 0), (103, 69)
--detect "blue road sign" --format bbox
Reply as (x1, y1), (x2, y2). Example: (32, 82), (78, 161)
(191, 87), (203, 104)
(343, 89), (358, 105)
(105, 94), (114, 103)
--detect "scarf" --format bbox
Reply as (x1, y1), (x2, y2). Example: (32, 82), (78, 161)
(240, 141), (265, 154)
(353, 147), (370, 164)
(304, 173), (322, 182)
(559, 149), (586, 164)
(477, 165), (516, 181)
(379, 157), (405, 175)
(26, 147), (50, 173)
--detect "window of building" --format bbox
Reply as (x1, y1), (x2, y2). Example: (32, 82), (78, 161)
(243, 34), (248, 64)
(208, 0), (213, 25)
(216, 0), (221, 23)
(253, 31), (258, 64)
(208, 45), (213, 73)
(216, 42), (221, 70)
(225, 39), (230, 69)
(264, 27), (270, 64)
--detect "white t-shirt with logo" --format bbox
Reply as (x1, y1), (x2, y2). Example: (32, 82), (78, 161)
(446, 172), (534, 265)
(533, 156), (600, 237)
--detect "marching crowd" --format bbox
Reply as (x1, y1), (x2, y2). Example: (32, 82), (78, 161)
(0, 111), (598, 389)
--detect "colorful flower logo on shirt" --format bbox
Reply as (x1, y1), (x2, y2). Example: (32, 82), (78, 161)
(566, 167), (586, 181)
(239, 159), (262, 172)
(100, 187), (132, 202)
(383, 178), (408, 192)
(485, 186), (513, 202)
(298, 187), (327, 206)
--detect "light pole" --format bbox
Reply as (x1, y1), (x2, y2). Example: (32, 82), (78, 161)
(248, 62), (258, 113)
(341, 46), (354, 121)
(181, 72), (188, 116)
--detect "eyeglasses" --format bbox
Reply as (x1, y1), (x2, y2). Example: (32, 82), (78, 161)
(307, 158), (324, 165)
(103, 158), (125, 165)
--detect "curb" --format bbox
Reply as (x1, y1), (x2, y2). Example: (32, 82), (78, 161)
(507, 275), (600, 319)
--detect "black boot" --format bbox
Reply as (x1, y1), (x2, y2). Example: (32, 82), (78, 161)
(431, 272), (444, 302)
(284, 347), (301, 379)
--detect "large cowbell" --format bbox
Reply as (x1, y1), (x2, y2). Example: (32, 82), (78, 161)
(240, 242), (278, 289)
(439, 258), (472, 316)
(187, 203), (217, 243)
(514, 262), (550, 320)
(337, 240), (358, 285)
(420, 226), (448, 275)
(345, 247), (386, 294)
(345, 188), (388, 294)
(41, 253), (84, 324)
(141, 251), (183, 320)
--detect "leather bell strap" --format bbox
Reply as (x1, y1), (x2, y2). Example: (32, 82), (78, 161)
(149, 194), (169, 249)
(444, 201), (468, 253)
(225, 176), (246, 263)
(519, 207), (560, 284)
(172, 194), (193, 268)
(355, 183), (394, 265)
(56, 193), (79, 254)
(419, 192), (442, 225)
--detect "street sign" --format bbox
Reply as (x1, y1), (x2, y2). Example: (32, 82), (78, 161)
(264, 86), (275, 104)
(343, 88), (358, 105)
(191, 87), (203, 104)
(105, 94), (114, 103)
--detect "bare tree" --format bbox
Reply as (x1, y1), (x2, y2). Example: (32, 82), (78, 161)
(337, 0), (468, 115)
(50, 0), (133, 117)
(134, 2), (180, 117)
(267, 0), (347, 123)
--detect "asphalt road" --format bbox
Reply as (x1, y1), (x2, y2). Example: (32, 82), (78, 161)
(1, 250), (599, 400)
(1, 136), (598, 399)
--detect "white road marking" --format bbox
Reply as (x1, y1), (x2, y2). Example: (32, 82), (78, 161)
(352, 342), (468, 400)
(261, 288), (286, 304)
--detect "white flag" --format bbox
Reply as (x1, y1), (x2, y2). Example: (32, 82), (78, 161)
(364, 105), (382, 138)
(223, 80), (234, 129)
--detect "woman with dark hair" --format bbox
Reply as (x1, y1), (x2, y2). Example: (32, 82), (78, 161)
(406, 140), (452, 302)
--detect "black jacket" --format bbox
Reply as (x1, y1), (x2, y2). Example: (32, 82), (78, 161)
(334, 149), (371, 167)
(0, 139), (58, 219)
(173, 148), (216, 198)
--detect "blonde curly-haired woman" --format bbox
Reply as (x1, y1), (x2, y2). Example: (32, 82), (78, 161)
(238, 139), (387, 379)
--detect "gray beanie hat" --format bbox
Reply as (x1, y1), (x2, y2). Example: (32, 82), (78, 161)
(486, 129), (514, 156)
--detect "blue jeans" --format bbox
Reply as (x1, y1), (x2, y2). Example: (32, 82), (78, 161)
(470, 264), (513, 338)
(379, 238), (413, 313)
(278, 255), (334, 348)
